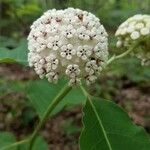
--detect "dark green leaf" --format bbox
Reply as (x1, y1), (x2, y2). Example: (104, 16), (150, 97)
(80, 97), (150, 150)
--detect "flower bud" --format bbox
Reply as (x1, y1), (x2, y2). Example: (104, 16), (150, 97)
(115, 14), (150, 65)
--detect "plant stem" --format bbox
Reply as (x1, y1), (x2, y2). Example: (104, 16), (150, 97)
(106, 42), (139, 65)
(29, 84), (72, 150)
(1, 139), (29, 150)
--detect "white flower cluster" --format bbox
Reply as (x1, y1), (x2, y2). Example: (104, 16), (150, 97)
(28, 8), (108, 85)
(115, 14), (150, 65)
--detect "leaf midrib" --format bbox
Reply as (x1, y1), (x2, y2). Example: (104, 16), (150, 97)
(87, 97), (113, 150)
(80, 85), (112, 150)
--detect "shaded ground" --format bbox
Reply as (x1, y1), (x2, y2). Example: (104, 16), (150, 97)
(0, 64), (150, 150)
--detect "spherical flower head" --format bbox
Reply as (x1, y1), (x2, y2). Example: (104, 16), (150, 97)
(115, 14), (150, 65)
(27, 8), (108, 86)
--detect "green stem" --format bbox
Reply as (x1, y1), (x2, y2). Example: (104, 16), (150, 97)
(29, 84), (72, 150)
(106, 42), (139, 65)
(1, 139), (29, 150)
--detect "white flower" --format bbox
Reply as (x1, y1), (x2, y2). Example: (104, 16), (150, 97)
(62, 25), (76, 38)
(115, 14), (150, 65)
(45, 23), (59, 34)
(135, 23), (144, 30)
(69, 78), (80, 86)
(65, 64), (80, 78)
(85, 60), (98, 75)
(77, 45), (92, 60)
(34, 58), (46, 78)
(140, 27), (149, 35)
(60, 44), (76, 59)
(64, 15), (79, 25)
(29, 42), (46, 53)
(46, 71), (58, 83)
(94, 42), (108, 60)
(91, 25), (108, 41)
(45, 55), (59, 72)
(28, 8), (108, 85)
(116, 14), (150, 44)
(77, 26), (90, 40)
(85, 75), (97, 85)
(126, 25), (135, 33)
(47, 35), (62, 50)
(130, 31), (140, 40)
(116, 40), (122, 47)
(40, 13), (51, 24)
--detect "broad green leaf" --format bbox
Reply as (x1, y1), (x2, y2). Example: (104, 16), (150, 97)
(0, 39), (28, 65)
(0, 132), (16, 150)
(26, 78), (86, 119)
(19, 136), (48, 150)
(80, 97), (150, 150)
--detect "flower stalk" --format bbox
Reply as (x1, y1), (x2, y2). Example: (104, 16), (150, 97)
(28, 84), (72, 150)
(106, 42), (139, 65)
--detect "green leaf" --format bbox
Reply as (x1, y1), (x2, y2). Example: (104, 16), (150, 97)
(0, 132), (16, 150)
(0, 36), (18, 47)
(0, 39), (28, 65)
(80, 97), (150, 150)
(19, 136), (48, 150)
(31, 136), (48, 150)
(26, 78), (86, 119)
